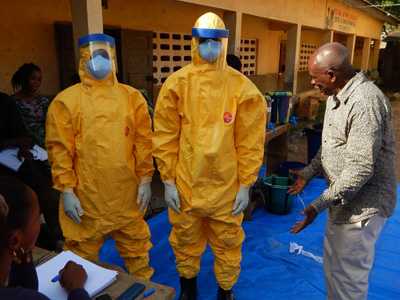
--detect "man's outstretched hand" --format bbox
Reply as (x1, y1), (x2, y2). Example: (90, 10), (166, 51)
(288, 169), (307, 195)
(291, 205), (318, 234)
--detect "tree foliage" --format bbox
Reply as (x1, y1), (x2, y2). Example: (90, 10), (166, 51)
(369, 0), (400, 18)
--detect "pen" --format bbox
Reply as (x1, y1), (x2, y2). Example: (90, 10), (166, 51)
(51, 274), (60, 282)
(143, 288), (156, 298)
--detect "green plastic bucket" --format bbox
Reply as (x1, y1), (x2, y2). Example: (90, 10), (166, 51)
(262, 176), (294, 215)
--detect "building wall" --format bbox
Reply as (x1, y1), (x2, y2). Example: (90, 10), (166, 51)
(297, 29), (327, 92)
(353, 49), (363, 69)
(354, 36), (364, 69)
(0, 0), (70, 95)
(299, 29), (327, 73)
(301, 29), (325, 46)
(181, 0), (326, 29)
(180, 0), (384, 36)
(0, 0), (388, 95)
(0, 0), (222, 95)
(241, 14), (283, 75)
(102, 0), (223, 34)
(369, 39), (380, 70)
(326, 0), (383, 39)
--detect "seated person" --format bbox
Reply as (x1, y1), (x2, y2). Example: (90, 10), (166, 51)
(0, 176), (90, 299)
(11, 63), (50, 148)
(0, 92), (62, 250)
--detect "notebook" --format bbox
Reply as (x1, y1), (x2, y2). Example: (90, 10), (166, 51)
(0, 145), (48, 171)
(0, 148), (23, 171)
(36, 250), (118, 300)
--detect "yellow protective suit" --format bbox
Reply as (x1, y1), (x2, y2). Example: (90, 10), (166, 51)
(46, 34), (154, 280)
(153, 13), (266, 289)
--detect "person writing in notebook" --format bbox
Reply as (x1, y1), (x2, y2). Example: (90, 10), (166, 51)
(0, 176), (90, 300)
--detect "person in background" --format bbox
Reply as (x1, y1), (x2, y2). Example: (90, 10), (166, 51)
(0, 176), (90, 300)
(226, 54), (242, 72)
(289, 42), (396, 300)
(0, 92), (62, 250)
(46, 33), (154, 280)
(153, 12), (266, 300)
(11, 63), (49, 149)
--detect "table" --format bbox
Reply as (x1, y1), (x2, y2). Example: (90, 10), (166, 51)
(264, 124), (290, 175)
(33, 247), (175, 300)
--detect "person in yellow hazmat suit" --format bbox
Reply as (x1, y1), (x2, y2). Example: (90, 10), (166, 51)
(153, 12), (266, 300)
(46, 33), (154, 280)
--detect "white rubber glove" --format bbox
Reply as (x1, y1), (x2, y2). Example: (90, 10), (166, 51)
(232, 185), (250, 216)
(164, 181), (181, 213)
(137, 181), (152, 212)
(62, 189), (84, 224)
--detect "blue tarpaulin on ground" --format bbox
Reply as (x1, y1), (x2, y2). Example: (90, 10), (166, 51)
(99, 179), (400, 299)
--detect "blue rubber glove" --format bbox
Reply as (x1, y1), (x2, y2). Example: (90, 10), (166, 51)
(62, 189), (84, 224)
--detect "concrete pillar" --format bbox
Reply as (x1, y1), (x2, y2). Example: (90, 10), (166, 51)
(361, 37), (371, 71)
(223, 10), (242, 56)
(322, 30), (334, 44)
(346, 34), (356, 64)
(70, 0), (103, 68)
(284, 24), (302, 93)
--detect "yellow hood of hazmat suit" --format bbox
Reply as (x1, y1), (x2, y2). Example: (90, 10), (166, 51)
(153, 13), (266, 290)
(46, 33), (154, 279)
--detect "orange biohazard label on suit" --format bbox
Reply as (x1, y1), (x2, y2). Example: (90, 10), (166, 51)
(224, 112), (233, 124)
